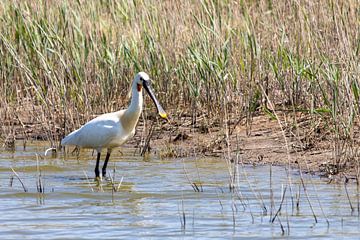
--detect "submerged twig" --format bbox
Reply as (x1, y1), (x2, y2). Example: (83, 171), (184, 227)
(269, 164), (274, 222)
(344, 176), (354, 212)
(296, 153), (330, 225)
(357, 178), (360, 216)
(182, 159), (201, 192)
(297, 164), (318, 223)
(36, 154), (44, 193)
(44, 147), (57, 156)
(193, 149), (203, 192)
(140, 122), (154, 156)
(179, 199), (186, 230)
(10, 167), (28, 192)
(83, 170), (94, 192)
(278, 217), (285, 236)
(271, 184), (287, 223)
(116, 176), (124, 192)
(238, 154), (267, 214)
(296, 183), (301, 212)
(231, 202), (236, 231)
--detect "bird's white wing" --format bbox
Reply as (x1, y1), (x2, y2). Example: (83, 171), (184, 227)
(61, 112), (124, 149)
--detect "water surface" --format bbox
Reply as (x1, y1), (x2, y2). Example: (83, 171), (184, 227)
(0, 141), (359, 239)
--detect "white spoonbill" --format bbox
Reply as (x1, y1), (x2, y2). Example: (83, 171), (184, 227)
(61, 72), (168, 179)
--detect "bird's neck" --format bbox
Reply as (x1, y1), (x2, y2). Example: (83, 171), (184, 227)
(122, 84), (143, 131)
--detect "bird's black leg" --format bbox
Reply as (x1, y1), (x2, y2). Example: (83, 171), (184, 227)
(95, 152), (101, 179)
(102, 151), (111, 178)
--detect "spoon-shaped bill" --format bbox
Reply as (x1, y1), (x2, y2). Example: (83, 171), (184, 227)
(143, 81), (168, 120)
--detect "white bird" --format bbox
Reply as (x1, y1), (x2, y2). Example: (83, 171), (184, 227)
(61, 72), (168, 179)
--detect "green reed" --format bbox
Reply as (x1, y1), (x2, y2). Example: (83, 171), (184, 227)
(0, 0), (359, 170)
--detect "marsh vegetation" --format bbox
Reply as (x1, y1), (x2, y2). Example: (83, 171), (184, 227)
(0, 1), (359, 177)
(1, 2), (360, 237)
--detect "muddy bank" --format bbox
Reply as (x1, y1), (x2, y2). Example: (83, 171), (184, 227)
(2, 111), (359, 182)
(148, 113), (360, 183)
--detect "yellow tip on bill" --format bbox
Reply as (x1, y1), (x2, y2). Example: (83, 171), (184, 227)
(160, 112), (168, 119)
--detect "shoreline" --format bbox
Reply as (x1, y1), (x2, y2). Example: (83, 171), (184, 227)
(2, 112), (359, 183)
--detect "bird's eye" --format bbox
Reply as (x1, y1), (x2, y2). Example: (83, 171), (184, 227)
(139, 77), (144, 81)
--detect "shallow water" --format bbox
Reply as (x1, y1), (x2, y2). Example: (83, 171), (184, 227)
(0, 141), (360, 239)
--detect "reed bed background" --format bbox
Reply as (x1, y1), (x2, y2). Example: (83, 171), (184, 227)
(0, 0), (359, 170)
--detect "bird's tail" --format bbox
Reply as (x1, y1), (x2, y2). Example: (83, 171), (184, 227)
(61, 129), (79, 146)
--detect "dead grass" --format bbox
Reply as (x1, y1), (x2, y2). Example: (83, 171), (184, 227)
(0, 0), (359, 178)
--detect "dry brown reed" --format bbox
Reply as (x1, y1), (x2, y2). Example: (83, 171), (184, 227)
(0, 0), (359, 172)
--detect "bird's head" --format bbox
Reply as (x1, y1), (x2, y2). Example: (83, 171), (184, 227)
(134, 72), (168, 121)
(134, 72), (150, 91)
